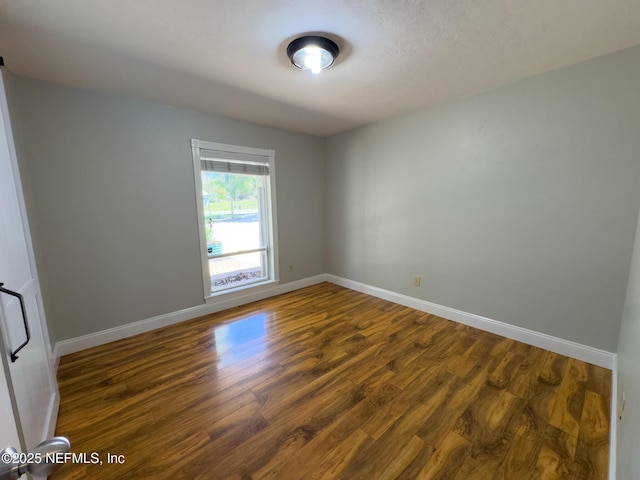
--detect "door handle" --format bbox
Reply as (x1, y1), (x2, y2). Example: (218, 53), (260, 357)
(0, 283), (31, 363)
(0, 437), (71, 479)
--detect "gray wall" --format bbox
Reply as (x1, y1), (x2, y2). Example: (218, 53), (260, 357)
(616, 207), (640, 478)
(326, 45), (640, 351)
(6, 76), (326, 344)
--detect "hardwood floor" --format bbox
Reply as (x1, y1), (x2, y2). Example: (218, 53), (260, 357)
(52, 283), (611, 479)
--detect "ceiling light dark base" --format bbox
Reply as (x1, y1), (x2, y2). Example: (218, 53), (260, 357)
(287, 36), (339, 72)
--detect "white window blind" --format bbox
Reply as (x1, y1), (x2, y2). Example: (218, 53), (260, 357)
(200, 149), (270, 176)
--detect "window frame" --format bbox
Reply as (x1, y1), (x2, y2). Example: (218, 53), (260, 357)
(191, 139), (279, 301)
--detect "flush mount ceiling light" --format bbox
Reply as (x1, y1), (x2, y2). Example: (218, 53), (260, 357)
(286, 35), (339, 75)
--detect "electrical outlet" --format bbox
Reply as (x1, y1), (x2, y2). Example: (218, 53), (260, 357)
(619, 391), (626, 420)
(413, 276), (421, 287)
(288, 264), (294, 272)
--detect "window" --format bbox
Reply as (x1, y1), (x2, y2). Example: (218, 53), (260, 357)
(191, 139), (278, 298)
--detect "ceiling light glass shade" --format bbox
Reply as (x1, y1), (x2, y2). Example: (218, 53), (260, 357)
(287, 36), (339, 75)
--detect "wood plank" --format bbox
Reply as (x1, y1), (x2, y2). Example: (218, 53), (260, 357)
(415, 430), (470, 479)
(536, 445), (573, 480)
(313, 428), (373, 479)
(572, 390), (610, 479)
(494, 432), (542, 480)
(549, 358), (589, 437)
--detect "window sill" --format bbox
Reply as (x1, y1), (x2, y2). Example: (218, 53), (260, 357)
(204, 278), (280, 305)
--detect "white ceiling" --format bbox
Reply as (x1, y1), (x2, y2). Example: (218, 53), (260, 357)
(1, 0), (640, 137)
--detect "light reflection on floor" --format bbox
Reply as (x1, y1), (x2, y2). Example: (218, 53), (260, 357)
(213, 313), (268, 368)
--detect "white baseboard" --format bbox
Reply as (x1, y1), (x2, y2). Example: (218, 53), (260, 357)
(326, 275), (618, 478)
(609, 355), (618, 480)
(53, 275), (328, 359)
(54, 272), (616, 371)
(52, 272), (618, 476)
(325, 275), (616, 369)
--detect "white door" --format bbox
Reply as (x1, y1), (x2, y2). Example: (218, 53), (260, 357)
(0, 342), (21, 451)
(0, 67), (59, 453)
